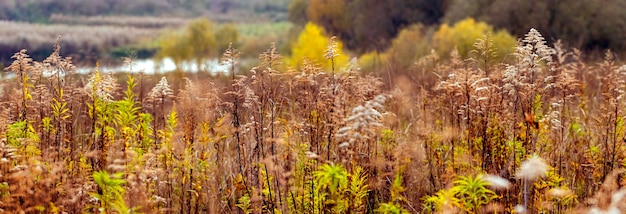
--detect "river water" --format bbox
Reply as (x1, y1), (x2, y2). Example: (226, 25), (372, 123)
(78, 58), (229, 74)
(1, 57), (229, 80)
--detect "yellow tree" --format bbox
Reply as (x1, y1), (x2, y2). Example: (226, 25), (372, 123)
(288, 22), (349, 70)
(433, 18), (516, 59)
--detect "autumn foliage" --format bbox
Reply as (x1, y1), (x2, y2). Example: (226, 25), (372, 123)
(287, 22), (349, 69)
(1, 26), (626, 214)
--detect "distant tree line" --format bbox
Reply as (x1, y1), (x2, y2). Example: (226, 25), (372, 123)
(0, 0), (290, 23)
(290, 0), (448, 53)
(290, 0), (626, 54)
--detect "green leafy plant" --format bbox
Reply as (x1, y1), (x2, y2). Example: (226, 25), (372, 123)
(236, 194), (252, 214)
(422, 174), (499, 213)
(313, 163), (348, 213)
(451, 174), (498, 213)
(89, 171), (137, 214)
(376, 202), (409, 214)
(114, 74), (141, 159)
(347, 166), (369, 212)
(85, 66), (119, 171)
(422, 188), (462, 213)
(5, 120), (41, 162)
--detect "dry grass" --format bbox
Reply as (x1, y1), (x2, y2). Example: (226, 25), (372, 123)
(0, 28), (624, 213)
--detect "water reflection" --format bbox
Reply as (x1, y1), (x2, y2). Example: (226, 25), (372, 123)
(79, 58), (229, 74)
(1, 57), (228, 80)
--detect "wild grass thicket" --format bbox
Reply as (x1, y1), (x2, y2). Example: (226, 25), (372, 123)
(0, 28), (624, 213)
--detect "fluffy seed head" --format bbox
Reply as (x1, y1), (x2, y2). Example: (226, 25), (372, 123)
(547, 187), (572, 198)
(516, 155), (549, 181)
(483, 174), (511, 190)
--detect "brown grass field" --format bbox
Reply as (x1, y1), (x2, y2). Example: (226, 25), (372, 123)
(0, 28), (624, 213)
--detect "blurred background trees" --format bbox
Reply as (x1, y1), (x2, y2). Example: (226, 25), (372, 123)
(1, 0), (626, 69)
(155, 18), (239, 71)
(306, 0), (450, 54)
(0, 0), (291, 23)
(2, 0), (626, 55)
(294, 0), (626, 56)
(443, 0), (626, 53)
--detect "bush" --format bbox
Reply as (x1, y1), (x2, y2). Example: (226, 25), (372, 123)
(433, 18), (515, 59)
(383, 24), (431, 70)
